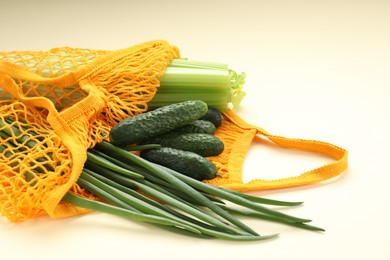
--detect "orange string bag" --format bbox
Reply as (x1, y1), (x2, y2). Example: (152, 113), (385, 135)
(0, 40), (348, 223)
(0, 40), (179, 221)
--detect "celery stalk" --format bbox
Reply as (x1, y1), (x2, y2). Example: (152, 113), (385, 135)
(152, 60), (246, 111)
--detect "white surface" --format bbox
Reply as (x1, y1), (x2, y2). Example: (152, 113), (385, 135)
(1, 0), (389, 259)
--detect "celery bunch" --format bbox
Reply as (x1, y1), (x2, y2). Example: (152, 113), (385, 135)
(151, 59), (246, 112)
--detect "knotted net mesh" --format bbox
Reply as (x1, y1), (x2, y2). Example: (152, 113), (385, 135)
(0, 40), (180, 222)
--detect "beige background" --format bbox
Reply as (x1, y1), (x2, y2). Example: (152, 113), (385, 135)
(1, 0), (390, 259)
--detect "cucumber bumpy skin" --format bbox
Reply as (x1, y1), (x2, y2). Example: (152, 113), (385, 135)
(109, 100), (208, 146)
(145, 133), (224, 157)
(200, 108), (223, 128)
(140, 147), (217, 181)
(173, 120), (216, 135)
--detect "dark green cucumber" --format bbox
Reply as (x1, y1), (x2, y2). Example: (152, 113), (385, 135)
(109, 100), (208, 145)
(200, 108), (223, 128)
(145, 133), (224, 157)
(140, 147), (217, 181)
(173, 120), (216, 135)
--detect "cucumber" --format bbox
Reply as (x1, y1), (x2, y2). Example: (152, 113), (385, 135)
(145, 133), (224, 157)
(200, 108), (223, 128)
(173, 120), (216, 135)
(109, 100), (208, 145)
(140, 147), (217, 181)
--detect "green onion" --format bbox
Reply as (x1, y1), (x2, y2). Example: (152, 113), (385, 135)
(86, 151), (144, 179)
(80, 168), (249, 236)
(69, 179), (213, 239)
(1, 119), (323, 241)
(94, 141), (260, 236)
(122, 144), (162, 151)
(219, 205), (325, 232)
(89, 148), (225, 205)
(61, 192), (200, 231)
(151, 163), (312, 223)
(77, 170), (202, 235)
(215, 188), (303, 207)
(82, 168), (231, 235)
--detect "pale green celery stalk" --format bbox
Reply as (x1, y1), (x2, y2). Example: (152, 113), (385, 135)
(167, 58), (228, 70)
(147, 93), (229, 111)
(152, 64), (246, 112)
(159, 67), (231, 87)
(229, 70), (246, 110)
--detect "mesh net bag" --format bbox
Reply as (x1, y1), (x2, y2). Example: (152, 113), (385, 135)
(0, 40), (180, 222)
(0, 40), (348, 223)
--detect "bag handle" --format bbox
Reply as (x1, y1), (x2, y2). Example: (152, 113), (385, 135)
(220, 110), (348, 191)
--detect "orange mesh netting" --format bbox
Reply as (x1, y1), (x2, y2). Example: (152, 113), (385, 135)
(206, 111), (348, 192)
(0, 40), (348, 223)
(0, 40), (180, 222)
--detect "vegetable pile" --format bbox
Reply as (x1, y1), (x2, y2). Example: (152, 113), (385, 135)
(110, 100), (223, 181)
(0, 99), (325, 241)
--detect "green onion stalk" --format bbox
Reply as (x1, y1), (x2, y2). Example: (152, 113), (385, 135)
(0, 119), (324, 242)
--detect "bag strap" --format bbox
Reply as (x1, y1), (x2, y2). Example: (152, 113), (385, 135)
(221, 110), (348, 191)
